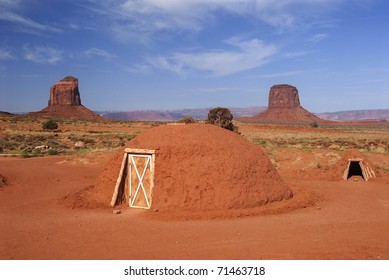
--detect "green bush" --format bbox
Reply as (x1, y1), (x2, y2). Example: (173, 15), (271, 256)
(42, 120), (58, 130)
(47, 149), (61, 155)
(206, 107), (237, 132)
(178, 117), (196, 124)
(21, 150), (40, 158)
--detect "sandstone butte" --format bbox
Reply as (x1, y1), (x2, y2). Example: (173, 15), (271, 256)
(239, 84), (331, 125)
(29, 76), (102, 120)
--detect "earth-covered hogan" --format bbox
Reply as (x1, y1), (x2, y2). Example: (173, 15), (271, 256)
(67, 124), (293, 212)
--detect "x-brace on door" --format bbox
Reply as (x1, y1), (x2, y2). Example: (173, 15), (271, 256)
(128, 152), (155, 209)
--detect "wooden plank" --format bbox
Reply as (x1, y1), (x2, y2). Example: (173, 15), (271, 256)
(149, 153), (155, 208)
(343, 161), (351, 180)
(124, 148), (157, 155)
(110, 152), (128, 207)
(359, 161), (368, 181)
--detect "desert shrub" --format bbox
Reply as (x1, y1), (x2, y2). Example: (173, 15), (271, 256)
(310, 122), (319, 128)
(178, 117), (196, 124)
(82, 138), (96, 145)
(206, 107), (237, 132)
(47, 149), (61, 155)
(21, 150), (40, 158)
(42, 119), (58, 130)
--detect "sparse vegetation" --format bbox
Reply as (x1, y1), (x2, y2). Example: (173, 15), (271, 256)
(0, 117), (152, 156)
(1, 116), (389, 159)
(42, 119), (59, 130)
(240, 124), (389, 153)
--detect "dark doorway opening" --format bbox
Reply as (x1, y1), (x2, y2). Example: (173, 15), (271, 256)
(347, 161), (364, 179)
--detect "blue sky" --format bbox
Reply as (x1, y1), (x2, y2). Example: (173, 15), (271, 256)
(1, 0), (388, 113)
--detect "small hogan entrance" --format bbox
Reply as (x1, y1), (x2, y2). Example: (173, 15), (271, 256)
(343, 158), (375, 181)
(111, 148), (156, 209)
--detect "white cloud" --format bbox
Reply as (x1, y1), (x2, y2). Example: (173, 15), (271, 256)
(84, 48), (116, 59)
(146, 37), (277, 77)
(124, 64), (152, 74)
(283, 50), (314, 59)
(90, 0), (343, 42)
(259, 70), (303, 78)
(0, 0), (22, 8)
(0, 11), (61, 33)
(0, 48), (15, 60)
(309, 33), (328, 43)
(68, 23), (80, 30)
(24, 46), (63, 64)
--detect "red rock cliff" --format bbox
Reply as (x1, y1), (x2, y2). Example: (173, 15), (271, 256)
(238, 84), (331, 124)
(268, 84), (300, 109)
(49, 76), (81, 106)
(29, 76), (103, 120)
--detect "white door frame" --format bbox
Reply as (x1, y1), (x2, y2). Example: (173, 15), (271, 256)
(128, 154), (153, 209)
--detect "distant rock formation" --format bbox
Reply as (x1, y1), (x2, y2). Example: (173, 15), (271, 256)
(268, 84), (300, 109)
(0, 111), (13, 117)
(318, 109), (389, 122)
(239, 84), (329, 125)
(29, 76), (102, 120)
(48, 76), (81, 106)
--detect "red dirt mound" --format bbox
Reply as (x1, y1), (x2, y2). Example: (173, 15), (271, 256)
(299, 149), (380, 182)
(329, 149), (377, 181)
(72, 124), (293, 211)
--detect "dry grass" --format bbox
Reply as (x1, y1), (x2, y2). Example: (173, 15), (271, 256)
(238, 122), (389, 154)
(0, 116), (156, 157)
(1, 116), (389, 159)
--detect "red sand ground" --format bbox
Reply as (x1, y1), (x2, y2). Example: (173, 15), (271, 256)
(1, 148), (389, 259)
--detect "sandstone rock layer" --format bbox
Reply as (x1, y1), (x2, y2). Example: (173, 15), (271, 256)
(268, 84), (300, 109)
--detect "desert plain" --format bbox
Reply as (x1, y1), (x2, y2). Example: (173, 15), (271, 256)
(1, 116), (389, 260)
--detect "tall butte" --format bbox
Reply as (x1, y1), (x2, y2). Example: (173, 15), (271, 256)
(29, 76), (102, 119)
(240, 84), (329, 124)
(49, 76), (82, 106)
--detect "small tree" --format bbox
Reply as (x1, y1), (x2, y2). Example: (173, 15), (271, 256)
(206, 107), (237, 132)
(42, 119), (58, 130)
(178, 116), (196, 124)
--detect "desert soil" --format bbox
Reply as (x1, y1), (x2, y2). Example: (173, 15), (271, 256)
(1, 142), (389, 260)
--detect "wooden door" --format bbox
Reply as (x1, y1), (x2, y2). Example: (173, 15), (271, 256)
(128, 154), (154, 209)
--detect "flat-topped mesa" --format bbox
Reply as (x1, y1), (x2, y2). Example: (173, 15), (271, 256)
(237, 84), (331, 124)
(28, 76), (103, 120)
(49, 76), (81, 106)
(268, 84), (300, 109)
